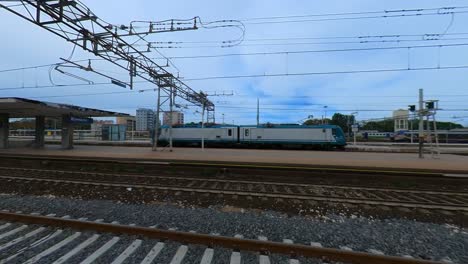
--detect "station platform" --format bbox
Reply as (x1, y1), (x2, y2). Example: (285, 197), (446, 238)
(1, 145), (468, 173)
(9, 138), (468, 155)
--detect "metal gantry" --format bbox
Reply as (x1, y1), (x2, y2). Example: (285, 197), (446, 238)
(0, 0), (216, 150)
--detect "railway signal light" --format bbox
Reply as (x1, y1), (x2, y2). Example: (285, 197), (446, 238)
(408, 105), (416, 112)
(425, 101), (435, 109)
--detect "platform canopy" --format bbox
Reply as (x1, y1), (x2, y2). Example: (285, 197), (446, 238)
(0, 97), (129, 118)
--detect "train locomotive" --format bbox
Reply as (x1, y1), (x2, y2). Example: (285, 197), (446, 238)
(158, 124), (346, 149)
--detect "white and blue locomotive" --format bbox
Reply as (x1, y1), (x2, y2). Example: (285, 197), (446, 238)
(159, 124), (346, 149)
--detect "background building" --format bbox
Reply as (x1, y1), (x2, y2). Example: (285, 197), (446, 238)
(136, 108), (155, 131)
(90, 120), (114, 131)
(393, 109), (409, 132)
(116, 116), (136, 131)
(163, 111), (184, 126)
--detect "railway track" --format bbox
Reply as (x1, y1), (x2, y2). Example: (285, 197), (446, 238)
(0, 167), (467, 213)
(0, 211), (446, 264)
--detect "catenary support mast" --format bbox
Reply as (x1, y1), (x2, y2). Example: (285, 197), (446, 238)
(0, 0), (215, 150)
(418, 88), (424, 159)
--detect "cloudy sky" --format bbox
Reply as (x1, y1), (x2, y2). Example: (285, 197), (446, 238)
(1, 0), (468, 125)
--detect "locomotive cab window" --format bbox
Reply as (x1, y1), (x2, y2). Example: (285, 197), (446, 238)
(332, 128), (337, 135)
(228, 129), (232, 137)
(245, 129), (249, 137)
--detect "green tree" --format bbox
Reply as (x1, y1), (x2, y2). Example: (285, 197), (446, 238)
(10, 118), (35, 130)
(330, 113), (355, 133)
(361, 120), (394, 132)
(435, 121), (463, 130)
(362, 119), (463, 132)
(303, 118), (323, 125)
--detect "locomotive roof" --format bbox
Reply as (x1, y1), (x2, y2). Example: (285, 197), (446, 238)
(161, 124), (238, 128)
(161, 124), (340, 129)
(241, 124), (340, 129)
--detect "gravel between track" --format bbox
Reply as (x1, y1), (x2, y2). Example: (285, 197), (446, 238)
(0, 193), (466, 263)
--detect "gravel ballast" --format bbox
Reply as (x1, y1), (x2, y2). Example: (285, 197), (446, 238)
(0, 193), (466, 263)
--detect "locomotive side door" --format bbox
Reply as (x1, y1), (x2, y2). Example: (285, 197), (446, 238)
(250, 128), (262, 142)
(226, 127), (234, 142)
(242, 127), (252, 142)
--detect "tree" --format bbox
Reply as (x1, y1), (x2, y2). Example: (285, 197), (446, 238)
(437, 121), (463, 130)
(361, 119), (463, 132)
(9, 118), (35, 130)
(330, 113), (355, 133)
(303, 118), (324, 125)
(361, 120), (394, 132)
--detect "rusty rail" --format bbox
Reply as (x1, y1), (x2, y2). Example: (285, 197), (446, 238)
(1, 174), (466, 212)
(0, 211), (442, 264)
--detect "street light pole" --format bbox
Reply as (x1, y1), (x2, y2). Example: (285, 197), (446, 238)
(410, 114), (414, 144)
(418, 88), (424, 159)
(351, 112), (358, 145)
(201, 104), (205, 151)
(256, 98), (260, 126)
(323, 106), (328, 124)
(53, 119), (57, 139)
(347, 115), (350, 140)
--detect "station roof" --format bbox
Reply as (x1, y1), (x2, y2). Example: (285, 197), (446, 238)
(0, 97), (129, 118)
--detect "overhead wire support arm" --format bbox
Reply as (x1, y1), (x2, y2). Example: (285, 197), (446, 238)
(125, 18), (198, 36)
(57, 58), (130, 88)
(0, 0), (214, 110)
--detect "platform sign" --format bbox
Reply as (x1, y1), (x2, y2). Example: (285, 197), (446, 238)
(351, 124), (359, 132)
(67, 116), (93, 124)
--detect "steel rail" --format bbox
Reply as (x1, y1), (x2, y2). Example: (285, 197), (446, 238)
(0, 211), (442, 264)
(1, 175), (467, 212)
(2, 166), (465, 196)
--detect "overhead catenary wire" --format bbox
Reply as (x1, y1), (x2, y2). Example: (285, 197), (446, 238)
(3, 42), (466, 75)
(0, 62), (62, 73)
(239, 6), (468, 21)
(214, 105), (468, 111)
(6, 84), (468, 99)
(129, 16), (246, 49)
(150, 35), (468, 48)
(12, 94), (468, 113)
(150, 42), (468, 59)
(91, 16), (184, 73)
(15, 91), (468, 112)
(0, 82), (111, 91)
(23, 89), (468, 106)
(2, 63), (468, 91)
(168, 32), (468, 44)
(243, 12), (468, 25)
(0, 19), (245, 74)
(3, 3), (468, 125)
(239, 6), (468, 25)
(232, 94), (468, 98)
(182, 65), (468, 81)
(1, 7), (466, 103)
(152, 37), (468, 49)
